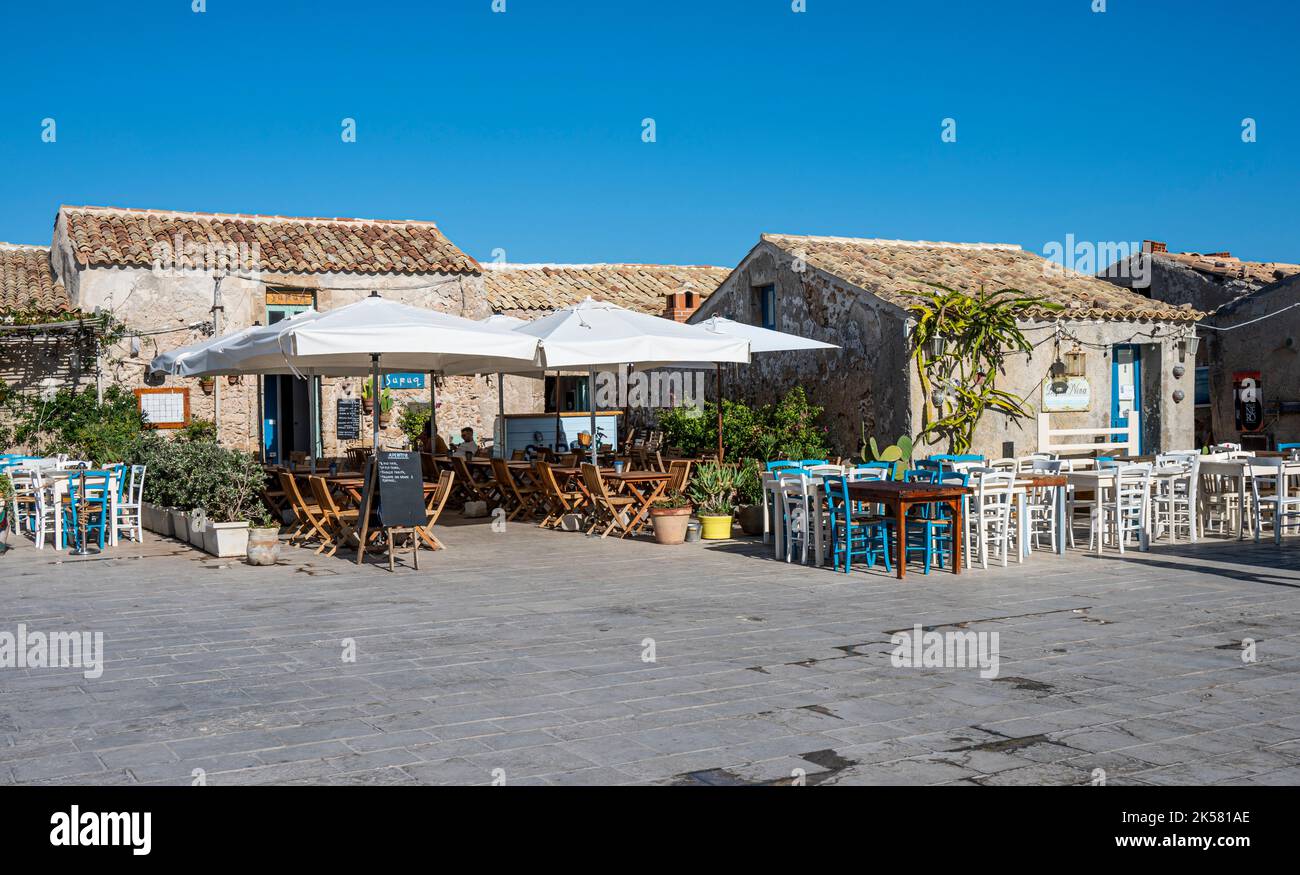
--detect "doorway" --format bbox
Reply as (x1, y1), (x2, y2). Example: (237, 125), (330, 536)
(1111, 344), (1143, 454)
(261, 296), (318, 463)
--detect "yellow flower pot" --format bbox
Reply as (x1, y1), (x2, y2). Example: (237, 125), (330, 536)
(698, 514), (734, 540)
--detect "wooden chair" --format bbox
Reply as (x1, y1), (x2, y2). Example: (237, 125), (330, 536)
(492, 457), (542, 520)
(419, 470), (454, 550)
(434, 435), (450, 455)
(510, 449), (526, 461)
(420, 452), (441, 482)
(665, 459), (693, 496)
(279, 472), (330, 546)
(452, 455), (499, 506)
(533, 460), (586, 529)
(581, 463), (636, 538)
(261, 473), (290, 520)
(559, 452), (579, 467)
(307, 476), (360, 557)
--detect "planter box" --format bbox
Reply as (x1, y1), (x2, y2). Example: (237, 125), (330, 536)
(169, 509), (189, 543)
(203, 521), (249, 558)
(188, 515), (207, 548)
(142, 502), (169, 536)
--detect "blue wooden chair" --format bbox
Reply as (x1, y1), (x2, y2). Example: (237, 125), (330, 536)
(1278, 443), (1300, 452)
(64, 470), (113, 552)
(886, 469), (961, 574)
(797, 459), (829, 467)
(823, 475), (891, 574)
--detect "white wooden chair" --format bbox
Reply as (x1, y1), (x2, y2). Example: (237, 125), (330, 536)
(1251, 458), (1300, 544)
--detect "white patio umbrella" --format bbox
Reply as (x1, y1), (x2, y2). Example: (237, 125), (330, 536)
(477, 314), (532, 457)
(695, 315), (839, 461)
(151, 294), (542, 451)
(507, 298), (751, 464)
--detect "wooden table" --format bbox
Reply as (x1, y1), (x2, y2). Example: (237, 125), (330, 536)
(600, 471), (670, 535)
(845, 481), (971, 579)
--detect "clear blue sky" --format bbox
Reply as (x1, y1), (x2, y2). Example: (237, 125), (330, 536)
(1, 0), (1296, 267)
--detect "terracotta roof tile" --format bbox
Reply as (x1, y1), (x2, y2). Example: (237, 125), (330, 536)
(0, 244), (70, 313)
(762, 234), (1202, 322)
(59, 205), (480, 276)
(1157, 250), (1300, 286)
(483, 263), (731, 314)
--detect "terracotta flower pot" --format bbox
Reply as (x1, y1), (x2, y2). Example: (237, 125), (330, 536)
(361, 397), (374, 415)
(650, 505), (692, 545)
(199, 378), (214, 396)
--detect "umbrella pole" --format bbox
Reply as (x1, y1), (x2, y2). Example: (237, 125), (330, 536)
(309, 371), (318, 473)
(589, 369), (598, 467)
(429, 371), (437, 449)
(553, 372), (563, 452)
(716, 363), (724, 463)
(371, 354), (380, 453)
(498, 372), (506, 458)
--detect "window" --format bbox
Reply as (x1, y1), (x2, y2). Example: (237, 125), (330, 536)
(758, 284), (776, 330)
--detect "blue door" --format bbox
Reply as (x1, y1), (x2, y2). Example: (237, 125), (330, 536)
(1111, 344), (1143, 453)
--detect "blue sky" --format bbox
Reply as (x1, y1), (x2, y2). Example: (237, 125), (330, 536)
(1, 0), (1296, 267)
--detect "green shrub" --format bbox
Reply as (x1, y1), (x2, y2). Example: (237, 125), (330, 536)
(129, 436), (268, 522)
(657, 387), (831, 461)
(8, 385), (146, 463)
(398, 403), (431, 447)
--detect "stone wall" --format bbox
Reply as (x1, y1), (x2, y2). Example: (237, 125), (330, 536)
(1206, 275), (1300, 446)
(690, 242), (913, 458)
(692, 241), (1195, 459)
(48, 226), (511, 456)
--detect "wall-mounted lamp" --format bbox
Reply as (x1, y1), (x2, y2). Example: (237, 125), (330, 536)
(1179, 333), (1200, 363)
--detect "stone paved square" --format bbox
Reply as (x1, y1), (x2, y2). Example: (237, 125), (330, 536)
(1, 519), (1298, 786)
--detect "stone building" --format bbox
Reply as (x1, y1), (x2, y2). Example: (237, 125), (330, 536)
(1200, 273), (1300, 448)
(5, 205), (506, 459)
(1, 243), (98, 405)
(689, 234), (1202, 460)
(1100, 241), (1300, 447)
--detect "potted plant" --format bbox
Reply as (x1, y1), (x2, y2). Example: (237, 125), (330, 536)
(360, 381), (375, 415)
(245, 506), (282, 566)
(734, 460), (765, 536)
(377, 388), (395, 428)
(199, 376), (215, 396)
(689, 461), (741, 540)
(649, 490), (692, 545)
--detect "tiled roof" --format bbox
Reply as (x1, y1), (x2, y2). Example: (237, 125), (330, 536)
(483, 263), (731, 314)
(59, 205), (480, 275)
(762, 234), (1202, 322)
(1156, 250), (1300, 287)
(0, 244), (70, 312)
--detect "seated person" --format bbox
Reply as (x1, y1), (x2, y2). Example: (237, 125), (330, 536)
(454, 427), (479, 458)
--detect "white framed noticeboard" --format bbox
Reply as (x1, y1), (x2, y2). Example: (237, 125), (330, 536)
(1042, 376), (1090, 413)
(135, 387), (191, 428)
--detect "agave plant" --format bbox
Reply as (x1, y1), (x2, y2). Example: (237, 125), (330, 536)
(688, 462), (742, 517)
(907, 284), (1061, 454)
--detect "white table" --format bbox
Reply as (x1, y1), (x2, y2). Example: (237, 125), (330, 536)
(1064, 469), (1166, 554)
(1198, 459), (1300, 540)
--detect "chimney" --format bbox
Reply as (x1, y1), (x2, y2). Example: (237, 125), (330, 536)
(1142, 240), (1168, 254)
(663, 289), (700, 322)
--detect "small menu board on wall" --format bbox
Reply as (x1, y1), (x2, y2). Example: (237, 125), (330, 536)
(336, 398), (362, 441)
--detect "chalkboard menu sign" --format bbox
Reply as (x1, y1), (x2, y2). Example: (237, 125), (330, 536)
(336, 398), (362, 441)
(367, 451), (426, 528)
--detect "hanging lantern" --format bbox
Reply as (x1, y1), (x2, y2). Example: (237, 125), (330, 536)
(925, 335), (947, 359)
